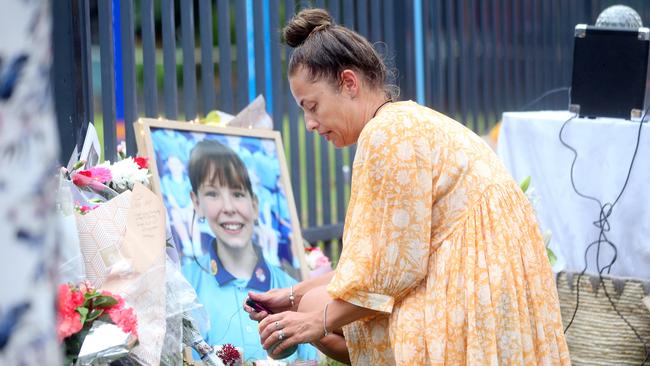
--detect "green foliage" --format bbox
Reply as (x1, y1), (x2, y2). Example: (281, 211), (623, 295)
(77, 307), (89, 325)
(519, 175), (531, 193)
(547, 247), (557, 267)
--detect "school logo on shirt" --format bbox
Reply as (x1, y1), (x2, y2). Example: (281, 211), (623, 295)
(210, 259), (218, 275)
(255, 267), (266, 282)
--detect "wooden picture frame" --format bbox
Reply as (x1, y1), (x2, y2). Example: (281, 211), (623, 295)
(134, 118), (308, 280)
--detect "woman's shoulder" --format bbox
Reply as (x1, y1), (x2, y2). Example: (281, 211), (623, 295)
(366, 101), (437, 134)
(358, 101), (435, 152)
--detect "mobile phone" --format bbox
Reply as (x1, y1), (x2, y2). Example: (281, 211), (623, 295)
(246, 298), (273, 314)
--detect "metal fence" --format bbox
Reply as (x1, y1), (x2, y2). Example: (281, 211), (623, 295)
(52, 0), (650, 260)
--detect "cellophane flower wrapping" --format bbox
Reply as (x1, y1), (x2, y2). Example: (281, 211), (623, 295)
(57, 282), (138, 365)
(56, 172), (87, 284)
(182, 315), (225, 366)
(74, 183), (167, 365)
(59, 155), (210, 365)
(162, 235), (211, 365)
(75, 320), (138, 365)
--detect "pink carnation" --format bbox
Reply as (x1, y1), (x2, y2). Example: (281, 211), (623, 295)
(57, 284), (84, 315)
(106, 306), (138, 337)
(86, 167), (112, 183)
(57, 311), (83, 341)
(56, 284), (85, 341)
(103, 291), (137, 337)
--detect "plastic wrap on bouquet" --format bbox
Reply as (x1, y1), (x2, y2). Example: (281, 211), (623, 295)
(182, 315), (224, 366)
(56, 176), (86, 284)
(76, 321), (138, 366)
(160, 253), (209, 365)
(75, 183), (167, 365)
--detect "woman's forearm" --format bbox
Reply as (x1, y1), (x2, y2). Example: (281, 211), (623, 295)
(293, 271), (335, 309)
(321, 299), (378, 334)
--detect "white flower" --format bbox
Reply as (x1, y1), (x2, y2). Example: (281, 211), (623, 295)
(100, 158), (150, 193)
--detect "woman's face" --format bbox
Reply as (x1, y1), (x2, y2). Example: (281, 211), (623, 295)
(289, 67), (359, 147)
(192, 177), (258, 250)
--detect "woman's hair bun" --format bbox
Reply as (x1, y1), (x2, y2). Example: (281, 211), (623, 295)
(283, 8), (332, 48)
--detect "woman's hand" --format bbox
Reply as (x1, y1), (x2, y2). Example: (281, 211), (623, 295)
(258, 310), (324, 358)
(243, 288), (292, 322)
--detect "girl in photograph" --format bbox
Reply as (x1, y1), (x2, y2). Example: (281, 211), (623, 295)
(181, 139), (317, 362)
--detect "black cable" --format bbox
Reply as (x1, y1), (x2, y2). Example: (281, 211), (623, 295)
(519, 86), (570, 111)
(559, 107), (648, 365)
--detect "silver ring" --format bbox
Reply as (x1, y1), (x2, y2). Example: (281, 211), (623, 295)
(278, 329), (285, 341)
(274, 321), (280, 330)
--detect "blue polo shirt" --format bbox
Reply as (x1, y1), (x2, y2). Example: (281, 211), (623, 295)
(182, 242), (318, 362)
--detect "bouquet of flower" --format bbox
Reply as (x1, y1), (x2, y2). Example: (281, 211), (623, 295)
(57, 134), (207, 365)
(305, 247), (332, 277)
(64, 146), (150, 213)
(58, 282), (138, 365)
(56, 142), (169, 365)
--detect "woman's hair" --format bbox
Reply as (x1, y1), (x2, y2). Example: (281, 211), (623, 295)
(283, 8), (397, 99)
(188, 139), (254, 197)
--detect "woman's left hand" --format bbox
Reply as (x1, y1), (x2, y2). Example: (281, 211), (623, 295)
(258, 310), (323, 357)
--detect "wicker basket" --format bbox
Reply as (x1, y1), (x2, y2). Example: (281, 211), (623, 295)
(557, 271), (650, 365)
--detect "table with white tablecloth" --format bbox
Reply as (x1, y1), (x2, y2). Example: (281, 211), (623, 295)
(497, 111), (650, 279)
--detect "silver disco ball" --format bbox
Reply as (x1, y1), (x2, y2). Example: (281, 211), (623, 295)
(595, 5), (643, 28)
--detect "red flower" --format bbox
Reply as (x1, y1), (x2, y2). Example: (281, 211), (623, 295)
(134, 156), (148, 169)
(72, 173), (90, 187)
(71, 167), (112, 191)
(71, 173), (107, 191)
(217, 344), (241, 366)
(78, 205), (94, 214)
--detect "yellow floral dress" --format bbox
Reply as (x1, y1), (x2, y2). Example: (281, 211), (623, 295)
(327, 101), (570, 365)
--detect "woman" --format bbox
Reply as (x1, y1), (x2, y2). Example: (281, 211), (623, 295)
(181, 139), (317, 362)
(245, 8), (570, 366)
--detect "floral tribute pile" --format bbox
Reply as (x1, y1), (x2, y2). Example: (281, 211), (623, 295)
(58, 282), (138, 365)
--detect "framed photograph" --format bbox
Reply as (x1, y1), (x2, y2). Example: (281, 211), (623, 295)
(134, 118), (307, 280)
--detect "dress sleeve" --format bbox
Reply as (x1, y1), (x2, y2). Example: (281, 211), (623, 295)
(327, 118), (434, 313)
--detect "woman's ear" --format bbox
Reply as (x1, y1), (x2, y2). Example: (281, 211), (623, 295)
(339, 69), (360, 98)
